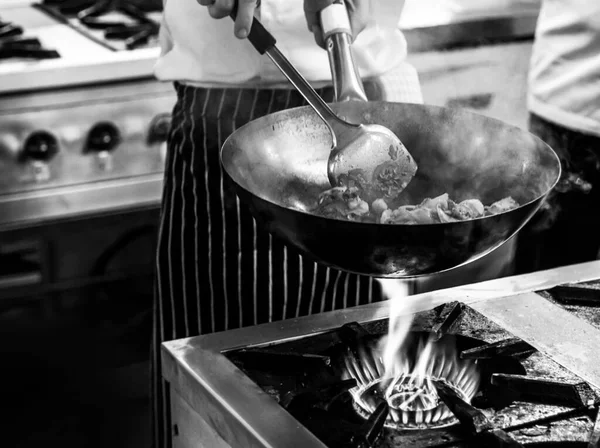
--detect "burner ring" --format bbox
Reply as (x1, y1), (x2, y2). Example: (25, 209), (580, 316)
(352, 374), (465, 430)
(337, 332), (483, 431)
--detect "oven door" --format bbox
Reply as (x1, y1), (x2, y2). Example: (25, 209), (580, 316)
(0, 208), (158, 446)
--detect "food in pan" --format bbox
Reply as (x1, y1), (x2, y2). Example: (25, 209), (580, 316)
(312, 189), (519, 224)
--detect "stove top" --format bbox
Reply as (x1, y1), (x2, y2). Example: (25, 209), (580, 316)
(161, 261), (600, 448)
(0, 1), (162, 94)
(227, 301), (598, 447)
(37, 0), (162, 52)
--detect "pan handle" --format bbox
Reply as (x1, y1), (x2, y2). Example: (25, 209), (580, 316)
(320, 2), (369, 103)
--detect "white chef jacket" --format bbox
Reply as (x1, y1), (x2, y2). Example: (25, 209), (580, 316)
(154, 0), (409, 87)
(528, 0), (600, 137)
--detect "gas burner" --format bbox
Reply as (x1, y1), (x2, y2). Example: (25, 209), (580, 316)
(38, 0), (161, 50)
(0, 17), (60, 60)
(354, 375), (461, 429)
(340, 332), (480, 430)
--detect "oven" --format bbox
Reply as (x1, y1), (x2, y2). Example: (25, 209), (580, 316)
(0, 2), (174, 434)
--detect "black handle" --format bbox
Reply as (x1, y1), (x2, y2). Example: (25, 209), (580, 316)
(230, 4), (276, 54)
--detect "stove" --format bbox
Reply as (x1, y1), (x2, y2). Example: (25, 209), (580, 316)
(161, 261), (600, 448)
(0, 0), (174, 229)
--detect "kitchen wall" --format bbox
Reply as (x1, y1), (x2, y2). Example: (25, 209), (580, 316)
(401, 0), (542, 28)
(409, 42), (534, 130)
(399, 3), (540, 291)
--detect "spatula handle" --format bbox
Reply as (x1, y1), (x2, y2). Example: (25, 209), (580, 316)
(320, 2), (368, 103)
(229, 2), (275, 55)
(229, 1), (359, 148)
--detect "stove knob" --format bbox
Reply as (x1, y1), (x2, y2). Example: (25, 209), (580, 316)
(85, 122), (121, 153)
(21, 131), (59, 162)
(148, 113), (172, 144)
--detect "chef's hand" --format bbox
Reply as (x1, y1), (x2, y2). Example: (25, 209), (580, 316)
(304, 0), (372, 48)
(197, 0), (259, 39)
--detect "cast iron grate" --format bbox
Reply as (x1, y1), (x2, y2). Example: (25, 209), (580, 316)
(0, 16), (60, 60)
(38, 0), (160, 50)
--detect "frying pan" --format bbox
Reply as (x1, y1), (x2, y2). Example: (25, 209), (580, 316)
(220, 5), (561, 278)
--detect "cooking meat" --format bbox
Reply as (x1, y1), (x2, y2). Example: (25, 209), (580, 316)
(485, 197), (520, 216)
(313, 186), (371, 221)
(312, 189), (519, 224)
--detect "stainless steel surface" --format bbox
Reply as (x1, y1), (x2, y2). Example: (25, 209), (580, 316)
(164, 344), (326, 448)
(162, 260), (600, 448)
(0, 175), (163, 231)
(325, 33), (367, 103)
(0, 79), (175, 228)
(221, 101), (560, 277)
(471, 292), (600, 390)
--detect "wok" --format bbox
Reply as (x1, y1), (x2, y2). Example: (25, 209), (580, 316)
(220, 9), (561, 278)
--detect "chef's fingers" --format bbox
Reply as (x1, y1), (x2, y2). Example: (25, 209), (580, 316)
(206, 0), (235, 19)
(233, 0), (258, 39)
(304, 0), (336, 43)
(311, 24), (326, 49)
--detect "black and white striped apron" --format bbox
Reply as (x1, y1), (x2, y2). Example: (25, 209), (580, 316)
(151, 65), (423, 448)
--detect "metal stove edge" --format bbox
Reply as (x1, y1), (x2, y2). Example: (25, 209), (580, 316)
(161, 260), (600, 448)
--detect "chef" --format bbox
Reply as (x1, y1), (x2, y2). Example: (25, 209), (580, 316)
(150, 0), (422, 446)
(516, 0), (600, 273)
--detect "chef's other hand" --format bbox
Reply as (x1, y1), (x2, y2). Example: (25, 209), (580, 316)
(304, 0), (372, 48)
(197, 0), (258, 39)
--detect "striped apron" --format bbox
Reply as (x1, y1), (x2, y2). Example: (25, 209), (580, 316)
(152, 63), (423, 448)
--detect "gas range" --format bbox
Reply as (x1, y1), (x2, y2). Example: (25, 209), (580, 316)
(0, 0), (174, 229)
(161, 261), (600, 448)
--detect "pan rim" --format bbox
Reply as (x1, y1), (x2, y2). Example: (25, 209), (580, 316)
(220, 101), (562, 228)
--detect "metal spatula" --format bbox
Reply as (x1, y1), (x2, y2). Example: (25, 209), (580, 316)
(230, 2), (417, 199)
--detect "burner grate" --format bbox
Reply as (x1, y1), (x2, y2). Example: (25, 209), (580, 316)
(38, 0), (160, 50)
(0, 17), (60, 60)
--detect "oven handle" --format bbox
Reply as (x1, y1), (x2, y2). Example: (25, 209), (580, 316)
(0, 240), (43, 292)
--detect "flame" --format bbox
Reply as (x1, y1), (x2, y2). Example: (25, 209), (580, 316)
(378, 278), (419, 378)
(339, 279), (480, 429)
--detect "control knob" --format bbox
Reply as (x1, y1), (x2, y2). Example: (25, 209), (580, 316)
(21, 131), (59, 162)
(85, 122), (121, 171)
(85, 122), (121, 153)
(148, 113), (172, 145)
